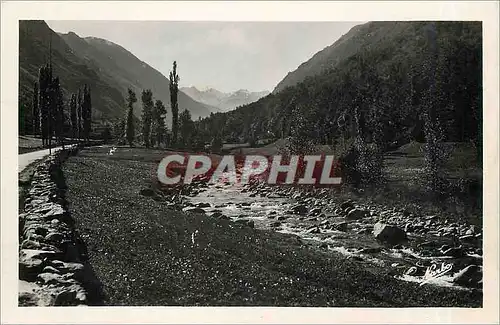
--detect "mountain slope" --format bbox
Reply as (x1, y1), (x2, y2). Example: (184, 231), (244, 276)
(273, 21), (429, 93)
(197, 21), (481, 148)
(180, 86), (270, 112)
(59, 33), (217, 123)
(19, 20), (126, 123)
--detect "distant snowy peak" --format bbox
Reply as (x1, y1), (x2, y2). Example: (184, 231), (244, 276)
(180, 86), (270, 112)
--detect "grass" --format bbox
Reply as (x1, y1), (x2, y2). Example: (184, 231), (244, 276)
(61, 146), (482, 306)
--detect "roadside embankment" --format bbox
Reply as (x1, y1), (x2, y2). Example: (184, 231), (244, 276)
(18, 148), (103, 306)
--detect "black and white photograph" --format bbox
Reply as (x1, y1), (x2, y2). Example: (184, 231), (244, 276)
(1, 1), (499, 324)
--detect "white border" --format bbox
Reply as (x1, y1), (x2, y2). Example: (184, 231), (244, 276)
(1, 1), (499, 324)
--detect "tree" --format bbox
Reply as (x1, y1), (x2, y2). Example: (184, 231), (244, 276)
(32, 82), (39, 136)
(81, 85), (92, 143)
(179, 109), (194, 148)
(169, 61), (180, 146)
(112, 118), (126, 144)
(52, 77), (65, 149)
(151, 99), (167, 148)
(421, 22), (450, 194)
(210, 133), (223, 153)
(125, 88), (137, 147)
(77, 88), (83, 141)
(69, 93), (77, 140)
(101, 124), (112, 144)
(38, 64), (52, 147)
(141, 89), (154, 148)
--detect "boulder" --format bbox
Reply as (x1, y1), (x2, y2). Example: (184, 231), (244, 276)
(45, 232), (65, 243)
(452, 265), (481, 286)
(308, 208), (322, 216)
(340, 200), (355, 211)
(333, 222), (348, 232)
(346, 209), (369, 220)
(306, 226), (320, 234)
(291, 204), (308, 215)
(441, 247), (465, 258)
(373, 222), (407, 245)
(54, 284), (87, 306)
(183, 207), (206, 214)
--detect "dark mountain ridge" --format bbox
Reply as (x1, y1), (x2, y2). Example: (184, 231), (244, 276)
(197, 21), (481, 150)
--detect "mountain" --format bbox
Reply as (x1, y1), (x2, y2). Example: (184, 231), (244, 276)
(273, 21), (447, 93)
(180, 86), (270, 112)
(19, 20), (217, 134)
(59, 32), (217, 123)
(19, 20), (126, 123)
(196, 21), (482, 148)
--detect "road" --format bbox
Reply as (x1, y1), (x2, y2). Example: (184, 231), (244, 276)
(18, 146), (67, 172)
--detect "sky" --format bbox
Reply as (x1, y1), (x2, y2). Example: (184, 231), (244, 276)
(46, 21), (360, 93)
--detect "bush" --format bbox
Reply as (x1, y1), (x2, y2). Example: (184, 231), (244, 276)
(339, 136), (385, 188)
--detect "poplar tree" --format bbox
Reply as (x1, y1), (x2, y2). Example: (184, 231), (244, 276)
(77, 88), (83, 141)
(38, 65), (52, 147)
(52, 77), (65, 148)
(169, 61), (180, 146)
(151, 99), (167, 148)
(141, 89), (154, 148)
(82, 84), (92, 143)
(69, 93), (77, 139)
(32, 82), (39, 136)
(125, 88), (137, 147)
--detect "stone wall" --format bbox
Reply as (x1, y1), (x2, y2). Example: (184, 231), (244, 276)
(19, 148), (103, 306)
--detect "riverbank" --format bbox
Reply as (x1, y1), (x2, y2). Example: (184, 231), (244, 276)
(61, 146), (481, 306)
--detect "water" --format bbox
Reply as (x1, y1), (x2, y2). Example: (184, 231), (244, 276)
(180, 172), (482, 291)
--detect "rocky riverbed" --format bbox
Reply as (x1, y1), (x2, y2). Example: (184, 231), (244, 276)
(153, 170), (483, 292)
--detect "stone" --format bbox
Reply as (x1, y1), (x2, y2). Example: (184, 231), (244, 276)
(465, 225), (476, 236)
(306, 226), (320, 234)
(183, 207), (206, 214)
(357, 247), (382, 254)
(333, 222), (348, 232)
(270, 222), (282, 228)
(21, 239), (42, 250)
(209, 211), (223, 218)
(346, 209), (369, 220)
(196, 202), (211, 208)
(277, 216), (287, 221)
(452, 265), (481, 286)
(42, 266), (61, 274)
(340, 200), (355, 211)
(373, 222), (407, 245)
(54, 284), (87, 306)
(417, 241), (439, 249)
(45, 232), (65, 243)
(291, 204), (308, 215)
(441, 247), (465, 258)
(308, 208), (322, 216)
(42, 204), (66, 219)
(19, 256), (45, 281)
(37, 272), (75, 286)
(356, 228), (371, 235)
(459, 234), (476, 242)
